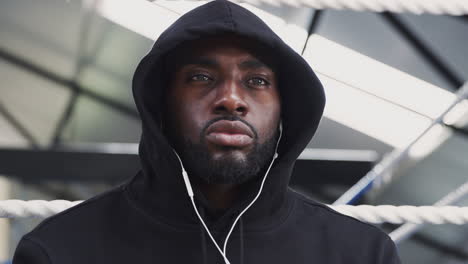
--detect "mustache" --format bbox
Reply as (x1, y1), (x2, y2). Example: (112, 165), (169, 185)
(201, 116), (258, 140)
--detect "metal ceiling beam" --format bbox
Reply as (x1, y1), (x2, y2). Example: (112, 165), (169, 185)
(380, 13), (468, 139)
(0, 145), (375, 187)
(381, 12), (465, 90)
(52, 91), (80, 145)
(0, 102), (40, 148)
(52, 3), (103, 146)
(301, 10), (324, 55)
(0, 48), (139, 120)
(0, 145), (139, 183)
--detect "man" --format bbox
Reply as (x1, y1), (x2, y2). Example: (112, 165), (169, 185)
(13, 0), (401, 263)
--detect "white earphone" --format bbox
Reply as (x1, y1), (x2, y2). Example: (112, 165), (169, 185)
(173, 120), (282, 264)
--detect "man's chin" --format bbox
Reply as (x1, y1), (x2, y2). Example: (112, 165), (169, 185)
(210, 149), (249, 163)
(197, 154), (252, 184)
(177, 132), (277, 184)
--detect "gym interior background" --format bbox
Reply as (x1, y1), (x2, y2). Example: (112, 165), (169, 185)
(0, 0), (467, 263)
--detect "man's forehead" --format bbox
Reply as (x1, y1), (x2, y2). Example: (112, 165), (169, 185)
(167, 34), (277, 72)
(180, 51), (271, 69)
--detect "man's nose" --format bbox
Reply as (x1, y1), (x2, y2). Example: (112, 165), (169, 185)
(212, 80), (248, 116)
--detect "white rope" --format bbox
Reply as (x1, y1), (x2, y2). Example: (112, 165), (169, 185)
(0, 200), (83, 218)
(158, 0), (468, 16)
(1, 199), (468, 225)
(332, 205), (468, 225)
(390, 181), (468, 243)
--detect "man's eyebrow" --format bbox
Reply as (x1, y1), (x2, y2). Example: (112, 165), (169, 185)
(180, 57), (219, 68)
(239, 59), (271, 71)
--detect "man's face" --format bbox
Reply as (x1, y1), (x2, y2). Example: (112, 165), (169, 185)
(164, 35), (281, 184)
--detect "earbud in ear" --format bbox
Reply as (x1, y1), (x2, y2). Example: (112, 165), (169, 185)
(273, 120), (283, 159)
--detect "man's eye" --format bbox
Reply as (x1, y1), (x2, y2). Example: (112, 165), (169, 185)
(247, 77), (269, 86)
(190, 74), (211, 82)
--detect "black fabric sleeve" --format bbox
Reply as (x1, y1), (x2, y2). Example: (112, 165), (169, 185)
(380, 236), (402, 264)
(12, 237), (52, 264)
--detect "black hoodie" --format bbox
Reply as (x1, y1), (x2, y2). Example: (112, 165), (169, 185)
(13, 1), (400, 263)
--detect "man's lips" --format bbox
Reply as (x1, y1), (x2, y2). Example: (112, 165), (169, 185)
(205, 120), (254, 147)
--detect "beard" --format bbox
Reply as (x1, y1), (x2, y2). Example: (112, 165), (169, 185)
(174, 118), (279, 185)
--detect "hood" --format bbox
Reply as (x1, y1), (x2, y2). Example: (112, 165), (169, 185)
(128, 0), (325, 232)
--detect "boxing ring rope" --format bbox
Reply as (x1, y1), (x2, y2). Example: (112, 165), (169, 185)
(390, 181), (468, 243)
(1, 199), (467, 225)
(333, 82), (468, 206)
(168, 0), (468, 15)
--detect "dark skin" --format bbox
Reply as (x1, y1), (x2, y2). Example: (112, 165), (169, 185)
(165, 35), (281, 209)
